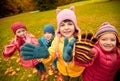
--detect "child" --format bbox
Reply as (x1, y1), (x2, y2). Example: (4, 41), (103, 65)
(39, 24), (55, 48)
(20, 6), (85, 81)
(74, 22), (120, 81)
(2, 21), (42, 76)
(37, 24), (55, 81)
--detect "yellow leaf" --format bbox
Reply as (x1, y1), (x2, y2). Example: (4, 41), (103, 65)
(16, 68), (20, 71)
(11, 71), (16, 76)
(48, 69), (53, 75)
(33, 69), (37, 74)
(11, 56), (16, 59)
(28, 74), (32, 77)
(20, 76), (24, 80)
(16, 58), (20, 63)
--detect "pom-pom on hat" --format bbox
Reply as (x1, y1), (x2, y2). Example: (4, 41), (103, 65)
(56, 6), (80, 36)
(95, 22), (118, 39)
(44, 24), (55, 35)
(11, 22), (27, 34)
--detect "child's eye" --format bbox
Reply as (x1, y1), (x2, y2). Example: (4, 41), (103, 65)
(68, 22), (73, 25)
(22, 30), (25, 32)
(101, 39), (106, 41)
(60, 24), (65, 27)
(111, 39), (116, 41)
(17, 31), (21, 33)
(68, 23), (73, 25)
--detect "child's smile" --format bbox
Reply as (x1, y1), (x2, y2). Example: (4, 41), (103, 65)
(59, 21), (75, 37)
(16, 28), (27, 38)
(98, 33), (117, 51)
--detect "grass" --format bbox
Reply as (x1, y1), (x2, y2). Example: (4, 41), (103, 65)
(0, 0), (120, 81)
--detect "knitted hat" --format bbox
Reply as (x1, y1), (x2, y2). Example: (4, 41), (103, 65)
(56, 6), (80, 35)
(44, 24), (55, 35)
(11, 22), (27, 34)
(95, 22), (118, 39)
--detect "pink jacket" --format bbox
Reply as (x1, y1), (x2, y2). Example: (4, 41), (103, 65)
(2, 33), (39, 68)
(82, 43), (120, 81)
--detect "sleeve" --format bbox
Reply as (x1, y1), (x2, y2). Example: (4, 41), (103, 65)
(31, 37), (39, 45)
(41, 37), (57, 65)
(25, 33), (39, 45)
(2, 39), (17, 58)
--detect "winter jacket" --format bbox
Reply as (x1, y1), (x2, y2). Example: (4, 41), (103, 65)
(40, 36), (53, 48)
(41, 36), (85, 77)
(82, 43), (120, 81)
(2, 33), (39, 68)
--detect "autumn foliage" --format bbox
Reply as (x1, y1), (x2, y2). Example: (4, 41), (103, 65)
(0, 0), (83, 18)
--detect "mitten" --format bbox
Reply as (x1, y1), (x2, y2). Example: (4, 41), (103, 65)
(20, 40), (49, 60)
(74, 33), (97, 65)
(2, 45), (16, 57)
(63, 37), (76, 62)
(35, 62), (46, 71)
(46, 40), (52, 47)
(52, 57), (58, 70)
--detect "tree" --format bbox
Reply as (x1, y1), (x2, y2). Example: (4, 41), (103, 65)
(35, 0), (57, 11)
(0, 0), (19, 17)
(0, 0), (36, 18)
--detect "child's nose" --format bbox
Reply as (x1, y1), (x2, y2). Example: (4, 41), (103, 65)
(107, 40), (111, 44)
(21, 32), (24, 34)
(64, 25), (69, 29)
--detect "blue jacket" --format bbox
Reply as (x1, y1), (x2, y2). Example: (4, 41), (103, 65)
(39, 36), (52, 48)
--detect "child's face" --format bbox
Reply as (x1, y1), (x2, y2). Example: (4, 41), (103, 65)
(16, 28), (27, 38)
(44, 32), (54, 41)
(59, 21), (75, 38)
(98, 33), (117, 51)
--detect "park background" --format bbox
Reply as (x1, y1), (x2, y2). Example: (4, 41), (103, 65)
(0, 0), (120, 81)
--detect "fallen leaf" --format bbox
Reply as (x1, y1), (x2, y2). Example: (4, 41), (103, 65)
(5, 67), (14, 75)
(16, 58), (20, 63)
(33, 69), (37, 74)
(28, 74), (32, 77)
(16, 68), (20, 71)
(20, 76), (24, 80)
(48, 69), (53, 75)
(11, 56), (16, 59)
(11, 71), (16, 76)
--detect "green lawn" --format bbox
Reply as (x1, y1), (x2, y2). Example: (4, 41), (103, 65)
(0, 0), (120, 81)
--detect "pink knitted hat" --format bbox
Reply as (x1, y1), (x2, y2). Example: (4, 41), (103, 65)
(56, 6), (80, 36)
(95, 22), (118, 39)
(11, 22), (27, 34)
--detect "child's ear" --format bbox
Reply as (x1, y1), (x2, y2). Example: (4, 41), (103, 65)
(56, 8), (61, 14)
(70, 6), (75, 11)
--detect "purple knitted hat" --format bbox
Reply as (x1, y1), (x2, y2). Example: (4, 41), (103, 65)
(95, 22), (118, 39)
(56, 6), (80, 36)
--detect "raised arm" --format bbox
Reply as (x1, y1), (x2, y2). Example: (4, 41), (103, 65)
(20, 40), (49, 60)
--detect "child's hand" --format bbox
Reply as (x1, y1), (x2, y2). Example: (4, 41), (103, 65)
(37, 62), (46, 71)
(20, 40), (49, 60)
(74, 33), (97, 65)
(63, 37), (76, 62)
